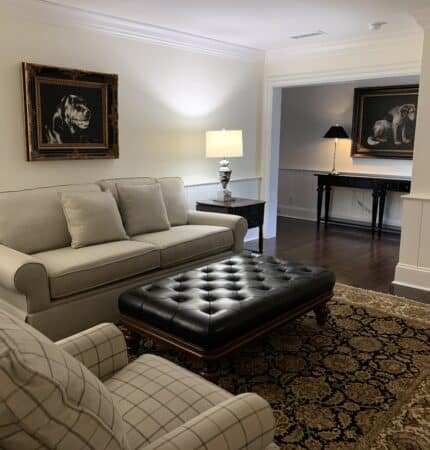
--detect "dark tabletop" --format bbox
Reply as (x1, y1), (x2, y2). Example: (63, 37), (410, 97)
(196, 198), (265, 208)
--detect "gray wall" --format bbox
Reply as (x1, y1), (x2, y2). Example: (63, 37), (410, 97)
(278, 76), (419, 226)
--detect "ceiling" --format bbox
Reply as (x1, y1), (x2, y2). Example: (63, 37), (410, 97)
(44, 0), (426, 50)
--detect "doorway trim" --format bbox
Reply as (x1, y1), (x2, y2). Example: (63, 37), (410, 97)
(260, 62), (422, 239)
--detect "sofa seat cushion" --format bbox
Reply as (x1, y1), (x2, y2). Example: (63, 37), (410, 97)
(133, 225), (233, 268)
(105, 354), (231, 449)
(35, 241), (160, 299)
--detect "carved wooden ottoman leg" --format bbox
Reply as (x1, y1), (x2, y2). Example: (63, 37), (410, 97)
(199, 359), (219, 383)
(124, 330), (142, 356)
(314, 303), (330, 326)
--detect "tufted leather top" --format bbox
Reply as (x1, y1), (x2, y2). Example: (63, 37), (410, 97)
(119, 253), (335, 350)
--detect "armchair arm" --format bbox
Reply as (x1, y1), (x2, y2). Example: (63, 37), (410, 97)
(56, 323), (128, 381)
(143, 393), (276, 450)
(187, 210), (248, 253)
(0, 244), (50, 313)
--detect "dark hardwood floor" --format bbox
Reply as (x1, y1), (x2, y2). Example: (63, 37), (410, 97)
(247, 217), (401, 294)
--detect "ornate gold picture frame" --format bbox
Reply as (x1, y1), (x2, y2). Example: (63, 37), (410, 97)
(351, 85), (418, 159)
(23, 63), (118, 161)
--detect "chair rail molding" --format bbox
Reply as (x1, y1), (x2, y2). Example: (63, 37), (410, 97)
(260, 62), (422, 239)
(2, 0), (264, 63)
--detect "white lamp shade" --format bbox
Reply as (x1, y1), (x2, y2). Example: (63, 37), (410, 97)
(206, 130), (243, 158)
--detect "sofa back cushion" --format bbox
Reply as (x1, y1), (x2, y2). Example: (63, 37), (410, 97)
(0, 184), (101, 254)
(98, 177), (156, 202)
(0, 310), (128, 449)
(116, 183), (170, 235)
(157, 177), (188, 226)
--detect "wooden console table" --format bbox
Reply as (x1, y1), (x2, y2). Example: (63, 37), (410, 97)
(315, 173), (411, 235)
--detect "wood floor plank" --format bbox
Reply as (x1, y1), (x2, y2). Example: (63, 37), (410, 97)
(246, 217), (400, 293)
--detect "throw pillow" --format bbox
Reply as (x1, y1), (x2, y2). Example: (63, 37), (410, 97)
(116, 183), (170, 236)
(0, 310), (129, 449)
(61, 191), (128, 249)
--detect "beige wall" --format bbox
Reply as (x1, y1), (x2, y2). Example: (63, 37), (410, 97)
(0, 8), (263, 191)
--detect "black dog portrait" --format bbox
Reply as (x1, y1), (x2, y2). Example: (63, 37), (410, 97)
(351, 85), (419, 159)
(23, 63), (118, 161)
(40, 84), (103, 145)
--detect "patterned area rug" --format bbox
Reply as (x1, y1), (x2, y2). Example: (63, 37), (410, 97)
(132, 284), (430, 449)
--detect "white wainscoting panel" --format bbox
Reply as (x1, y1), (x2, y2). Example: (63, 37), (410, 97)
(278, 169), (404, 227)
(185, 177), (261, 241)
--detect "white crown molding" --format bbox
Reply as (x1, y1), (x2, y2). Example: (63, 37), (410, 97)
(266, 62), (422, 87)
(412, 7), (430, 28)
(265, 30), (423, 65)
(3, 0), (264, 63)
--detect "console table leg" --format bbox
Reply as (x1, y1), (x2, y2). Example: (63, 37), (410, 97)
(258, 225), (264, 253)
(317, 185), (324, 228)
(378, 190), (387, 237)
(314, 303), (330, 326)
(371, 189), (379, 236)
(324, 185), (331, 226)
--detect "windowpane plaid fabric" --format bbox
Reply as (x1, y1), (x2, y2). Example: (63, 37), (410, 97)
(105, 354), (232, 449)
(142, 393), (276, 450)
(0, 311), (129, 449)
(56, 323), (128, 381)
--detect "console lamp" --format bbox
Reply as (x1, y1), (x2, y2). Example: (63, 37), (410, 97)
(206, 129), (243, 202)
(323, 125), (349, 175)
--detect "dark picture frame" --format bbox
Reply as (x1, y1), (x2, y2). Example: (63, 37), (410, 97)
(351, 85), (419, 159)
(22, 63), (119, 161)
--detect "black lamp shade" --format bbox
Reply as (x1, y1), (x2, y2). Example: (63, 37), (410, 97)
(324, 125), (349, 139)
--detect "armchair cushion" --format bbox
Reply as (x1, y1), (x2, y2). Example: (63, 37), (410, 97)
(56, 323), (128, 381)
(132, 225), (233, 268)
(142, 393), (276, 450)
(0, 310), (128, 449)
(105, 354), (231, 450)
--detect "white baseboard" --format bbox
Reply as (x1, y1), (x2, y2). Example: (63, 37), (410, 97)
(278, 204), (316, 222)
(394, 263), (430, 292)
(244, 228), (259, 242)
(278, 203), (402, 227)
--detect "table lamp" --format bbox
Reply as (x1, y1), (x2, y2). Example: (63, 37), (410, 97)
(323, 124), (349, 175)
(206, 129), (243, 202)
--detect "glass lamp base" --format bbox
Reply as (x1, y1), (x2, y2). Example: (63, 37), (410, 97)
(216, 189), (234, 202)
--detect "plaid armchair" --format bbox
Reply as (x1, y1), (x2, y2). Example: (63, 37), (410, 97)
(0, 311), (278, 449)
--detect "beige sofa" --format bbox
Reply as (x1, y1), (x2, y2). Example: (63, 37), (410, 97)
(0, 177), (247, 340)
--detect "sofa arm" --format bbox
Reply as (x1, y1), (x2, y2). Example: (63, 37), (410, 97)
(188, 210), (248, 253)
(0, 244), (50, 313)
(56, 323), (128, 381)
(142, 393), (276, 450)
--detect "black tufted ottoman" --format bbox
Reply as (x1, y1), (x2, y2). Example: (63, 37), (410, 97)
(119, 252), (335, 380)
